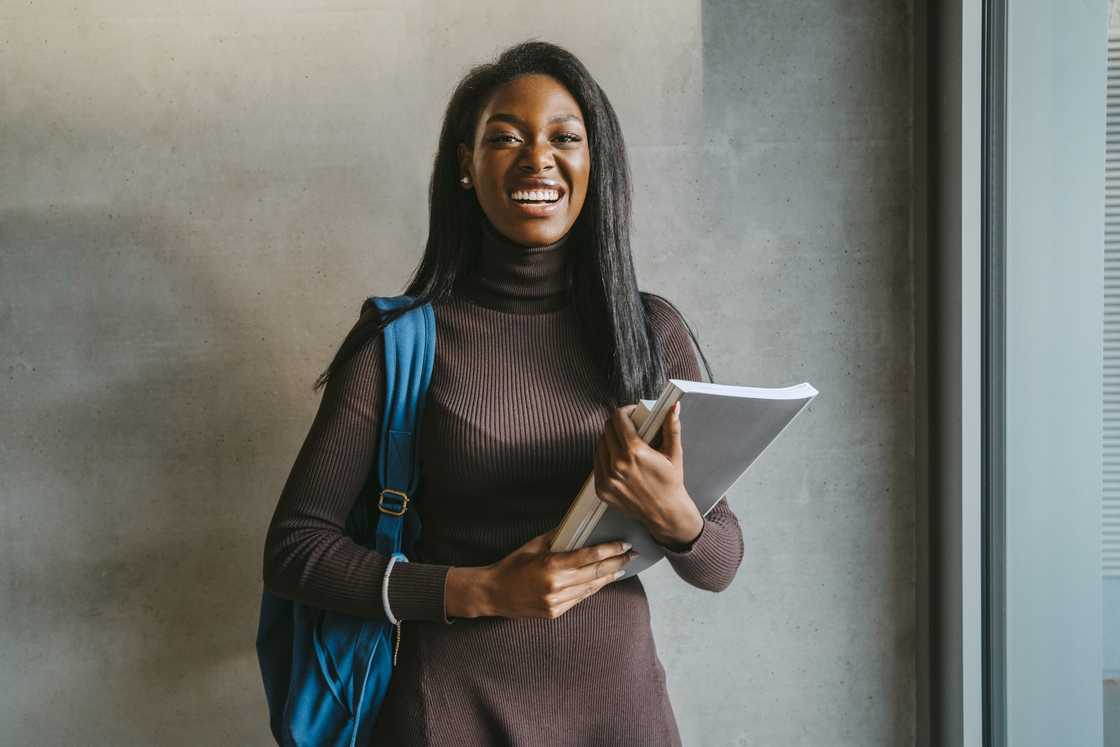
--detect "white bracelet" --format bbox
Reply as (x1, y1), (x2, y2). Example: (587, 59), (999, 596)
(382, 553), (408, 625)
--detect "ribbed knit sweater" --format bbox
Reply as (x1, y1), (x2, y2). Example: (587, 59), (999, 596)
(262, 218), (745, 746)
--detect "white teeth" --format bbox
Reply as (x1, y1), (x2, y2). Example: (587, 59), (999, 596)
(511, 189), (560, 202)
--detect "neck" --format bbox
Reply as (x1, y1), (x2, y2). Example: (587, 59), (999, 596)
(457, 218), (575, 314)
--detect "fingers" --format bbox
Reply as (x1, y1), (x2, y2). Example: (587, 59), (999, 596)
(540, 538), (633, 589)
(563, 548), (636, 589)
(507, 534), (636, 620)
(659, 401), (683, 462)
(562, 538), (634, 570)
(602, 406), (643, 467)
(602, 416), (624, 463)
(519, 525), (559, 553)
(595, 428), (629, 505)
(610, 405), (644, 449)
(549, 563), (629, 607)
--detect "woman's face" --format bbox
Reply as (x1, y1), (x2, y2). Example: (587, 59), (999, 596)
(459, 73), (591, 247)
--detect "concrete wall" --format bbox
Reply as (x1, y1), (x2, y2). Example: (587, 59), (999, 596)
(0, 2), (915, 744)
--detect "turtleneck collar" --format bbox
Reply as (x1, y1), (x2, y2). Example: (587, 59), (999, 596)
(457, 217), (575, 314)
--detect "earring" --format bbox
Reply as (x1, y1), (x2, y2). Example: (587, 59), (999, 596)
(460, 176), (471, 185)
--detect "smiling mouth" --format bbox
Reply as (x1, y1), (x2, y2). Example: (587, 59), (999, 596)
(514, 196), (560, 204)
(509, 188), (564, 205)
(510, 191), (568, 217)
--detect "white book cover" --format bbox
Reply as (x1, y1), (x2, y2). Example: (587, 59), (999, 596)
(549, 379), (819, 578)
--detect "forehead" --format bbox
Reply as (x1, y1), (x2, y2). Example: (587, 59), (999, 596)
(478, 74), (584, 126)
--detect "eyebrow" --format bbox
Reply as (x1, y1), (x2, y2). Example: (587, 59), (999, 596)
(484, 112), (584, 127)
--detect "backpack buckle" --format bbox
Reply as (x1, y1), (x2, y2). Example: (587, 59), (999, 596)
(378, 488), (409, 516)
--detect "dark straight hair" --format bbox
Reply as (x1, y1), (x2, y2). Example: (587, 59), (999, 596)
(314, 39), (713, 406)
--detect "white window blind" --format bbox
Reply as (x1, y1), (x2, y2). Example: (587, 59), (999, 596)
(1105, 35), (1120, 577)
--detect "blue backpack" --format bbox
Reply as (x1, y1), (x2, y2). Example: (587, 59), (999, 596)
(256, 295), (435, 746)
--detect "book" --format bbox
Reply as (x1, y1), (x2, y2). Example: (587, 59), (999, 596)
(549, 378), (819, 578)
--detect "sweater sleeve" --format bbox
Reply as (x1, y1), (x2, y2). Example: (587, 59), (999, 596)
(643, 294), (746, 592)
(262, 311), (454, 624)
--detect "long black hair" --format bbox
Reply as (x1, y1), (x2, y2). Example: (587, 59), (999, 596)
(313, 39), (713, 405)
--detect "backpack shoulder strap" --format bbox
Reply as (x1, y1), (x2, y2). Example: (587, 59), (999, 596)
(365, 295), (435, 557)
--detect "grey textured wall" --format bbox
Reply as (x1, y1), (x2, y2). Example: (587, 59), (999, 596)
(0, 2), (915, 745)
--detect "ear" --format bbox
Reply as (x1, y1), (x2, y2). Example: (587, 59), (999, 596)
(457, 143), (472, 187)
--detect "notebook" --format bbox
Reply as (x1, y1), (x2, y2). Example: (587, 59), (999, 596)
(549, 378), (819, 578)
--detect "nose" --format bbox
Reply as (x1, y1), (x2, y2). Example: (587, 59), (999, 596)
(518, 139), (555, 173)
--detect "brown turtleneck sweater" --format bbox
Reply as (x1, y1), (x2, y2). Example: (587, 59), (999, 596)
(262, 218), (745, 746)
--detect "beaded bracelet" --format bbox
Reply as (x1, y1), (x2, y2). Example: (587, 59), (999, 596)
(382, 553), (409, 625)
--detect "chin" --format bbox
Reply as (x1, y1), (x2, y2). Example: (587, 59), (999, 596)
(504, 221), (566, 247)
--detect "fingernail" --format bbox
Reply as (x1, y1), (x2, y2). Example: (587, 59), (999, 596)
(614, 569), (626, 579)
(621, 542), (633, 552)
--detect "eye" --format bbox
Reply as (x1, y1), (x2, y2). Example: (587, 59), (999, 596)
(554, 133), (582, 143)
(488, 133), (519, 144)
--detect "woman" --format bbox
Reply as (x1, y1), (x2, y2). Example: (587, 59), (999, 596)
(263, 40), (744, 746)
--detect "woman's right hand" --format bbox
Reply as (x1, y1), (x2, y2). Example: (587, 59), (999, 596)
(477, 527), (638, 620)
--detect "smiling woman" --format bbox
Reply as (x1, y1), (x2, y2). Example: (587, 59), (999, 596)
(261, 40), (744, 746)
(457, 74), (590, 244)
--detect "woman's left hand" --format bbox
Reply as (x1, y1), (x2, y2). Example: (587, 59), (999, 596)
(593, 402), (704, 549)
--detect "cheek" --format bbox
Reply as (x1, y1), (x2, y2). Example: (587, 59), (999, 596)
(573, 162), (591, 200)
(576, 150), (591, 185)
(476, 174), (507, 206)
(573, 167), (591, 207)
(474, 156), (510, 193)
(568, 154), (591, 200)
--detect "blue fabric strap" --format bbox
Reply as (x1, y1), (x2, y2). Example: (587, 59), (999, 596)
(368, 295), (434, 558)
